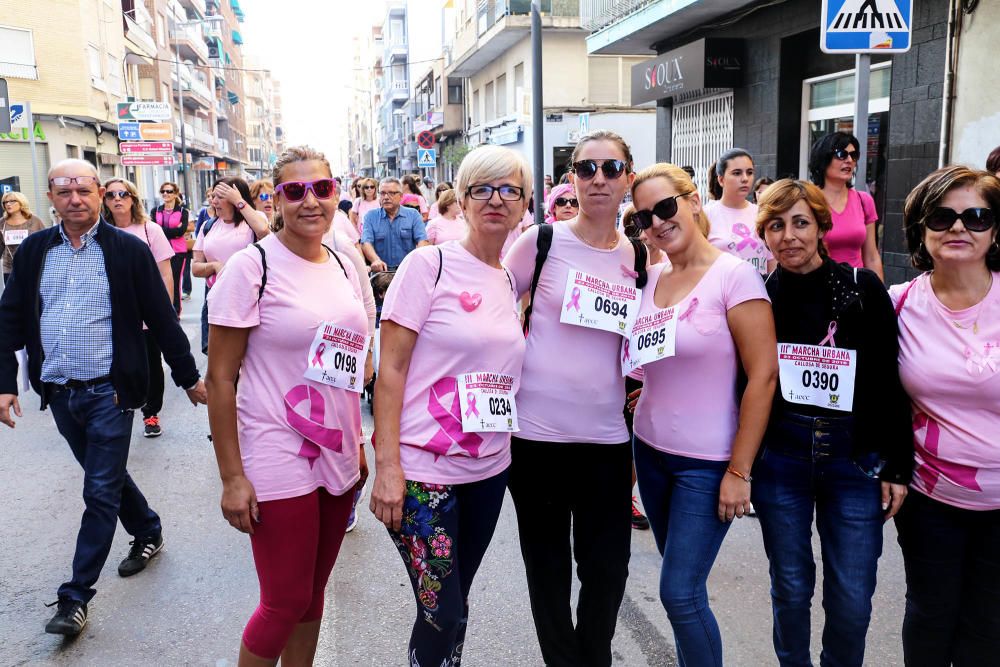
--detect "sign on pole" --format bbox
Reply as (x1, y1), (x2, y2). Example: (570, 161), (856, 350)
(118, 122), (173, 142)
(416, 130), (436, 149)
(417, 148), (436, 168)
(0, 79), (10, 134)
(116, 101), (172, 121)
(121, 154), (176, 167)
(579, 113), (590, 135)
(820, 0), (913, 53)
(119, 141), (175, 154)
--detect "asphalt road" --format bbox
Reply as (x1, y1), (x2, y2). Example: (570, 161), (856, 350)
(0, 284), (908, 666)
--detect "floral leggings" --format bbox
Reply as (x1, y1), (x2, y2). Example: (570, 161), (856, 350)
(389, 469), (509, 667)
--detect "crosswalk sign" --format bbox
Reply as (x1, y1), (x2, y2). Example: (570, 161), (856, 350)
(821, 0), (912, 54)
(417, 148), (436, 168)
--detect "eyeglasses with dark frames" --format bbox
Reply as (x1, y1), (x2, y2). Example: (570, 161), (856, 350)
(466, 184), (524, 201)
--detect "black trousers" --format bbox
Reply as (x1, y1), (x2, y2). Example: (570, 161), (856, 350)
(142, 330), (164, 419)
(169, 253), (185, 315)
(508, 437), (633, 667)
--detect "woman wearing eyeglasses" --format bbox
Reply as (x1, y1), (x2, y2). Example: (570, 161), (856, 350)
(351, 178), (379, 236)
(752, 179), (912, 667)
(808, 132), (884, 280)
(369, 145), (528, 665)
(206, 146), (368, 666)
(104, 178), (178, 438)
(705, 148), (775, 276)
(1, 191), (45, 287)
(250, 179), (275, 224)
(424, 190), (466, 245)
(545, 182), (578, 223)
(193, 178), (269, 355)
(503, 130), (646, 667)
(625, 163), (776, 666)
(890, 166), (1000, 666)
(151, 182), (191, 315)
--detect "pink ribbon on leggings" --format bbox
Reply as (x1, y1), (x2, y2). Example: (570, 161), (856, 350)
(423, 377), (483, 458)
(311, 342), (326, 368)
(733, 223), (759, 251)
(284, 384), (343, 468)
(818, 321), (838, 347)
(464, 393), (480, 418)
(565, 287), (581, 312)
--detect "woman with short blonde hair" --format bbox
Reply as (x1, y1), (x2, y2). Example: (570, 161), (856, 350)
(1, 190), (46, 284)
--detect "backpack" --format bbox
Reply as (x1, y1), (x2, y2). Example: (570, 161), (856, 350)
(252, 242), (348, 302)
(522, 223), (648, 334)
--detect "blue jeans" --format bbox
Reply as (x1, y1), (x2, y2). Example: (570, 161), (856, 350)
(633, 439), (731, 667)
(48, 382), (161, 603)
(752, 413), (884, 667)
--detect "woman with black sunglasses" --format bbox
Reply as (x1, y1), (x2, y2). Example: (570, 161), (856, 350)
(808, 132), (884, 280)
(151, 181), (191, 315)
(351, 177), (379, 236)
(503, 129), (645, 667)
(890, 166), (1000, 665)
(545, 182), (578, 223)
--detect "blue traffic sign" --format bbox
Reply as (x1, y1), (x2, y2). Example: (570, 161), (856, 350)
(820, 0), (912, 54)
(417, 148), (436, 168)
(118, 121), (142, 141)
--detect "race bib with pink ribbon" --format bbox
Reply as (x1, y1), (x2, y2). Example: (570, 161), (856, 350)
(456, 371), (519, 433)
(777, 338), (857, 412)
(303, 321), (370, 393)
(622, 306), (677, 376)
(559, 270), (640, 337)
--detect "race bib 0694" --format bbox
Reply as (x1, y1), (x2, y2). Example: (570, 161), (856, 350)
(559, 270), (640, 337)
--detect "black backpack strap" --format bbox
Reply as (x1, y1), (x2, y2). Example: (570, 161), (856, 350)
(253, 242), (267, 302)
(629, 237), (648, 289)
(434, 246), (443, 287)
(202, 216), (217, 237)
(321, 243), (350, 280)
(522, 223), (554, 335)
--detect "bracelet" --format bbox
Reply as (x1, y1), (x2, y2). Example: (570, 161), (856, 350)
(726, 465), (752, 483)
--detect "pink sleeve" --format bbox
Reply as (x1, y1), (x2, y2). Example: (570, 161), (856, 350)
(502, 224), (539, 298)
(858, 190), (878, 225)
(381, 246), (439, 333)
(723, 259), (770, 310)
(193, 226), (206, 252)
(425, 220), (439, 244)
(419, 195), (429, 215)
(206, 247), (262, 328)
(145, 223), (175, 263)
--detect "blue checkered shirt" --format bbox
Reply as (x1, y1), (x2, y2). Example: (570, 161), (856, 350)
(39, 221), (113, 383)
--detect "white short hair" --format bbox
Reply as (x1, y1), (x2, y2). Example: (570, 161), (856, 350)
(455, 145), (533, 206)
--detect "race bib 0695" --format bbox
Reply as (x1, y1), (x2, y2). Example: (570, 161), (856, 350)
(622, 306), (677, 375)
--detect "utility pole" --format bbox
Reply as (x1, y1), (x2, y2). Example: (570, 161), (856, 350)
(174, 30), (190, 200)
(531, 0), (544, 224)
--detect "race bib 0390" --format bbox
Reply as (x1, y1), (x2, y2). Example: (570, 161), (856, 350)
(457, 371), (519, 433)
(303, 322), (370, 393)
(777, 343), (857, 412)
(560, 270), (640, 337)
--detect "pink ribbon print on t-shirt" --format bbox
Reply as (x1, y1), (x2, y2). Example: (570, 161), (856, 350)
(284, 384), (344, 468)
(565, 287), (582, 312)
(424, 377), (483, 458)
(732, 223), (759, 251)
(912, 411), (981, 495)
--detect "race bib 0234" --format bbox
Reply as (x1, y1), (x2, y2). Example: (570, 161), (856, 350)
(457, 371), (519, 433)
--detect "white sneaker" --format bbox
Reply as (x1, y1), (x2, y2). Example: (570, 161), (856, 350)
(356, 479), (368, 503)
(345, 509), (359, 533)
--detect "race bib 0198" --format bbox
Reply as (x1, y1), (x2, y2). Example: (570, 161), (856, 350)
(777, 343), (857, 412)
(303, 322), (370, 393)
(457, 371), (519, 433)
(560, 270), (640, 337)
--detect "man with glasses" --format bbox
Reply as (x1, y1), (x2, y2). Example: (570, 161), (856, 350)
(360, 177), (429, 272)
(0, 159), (207, 637)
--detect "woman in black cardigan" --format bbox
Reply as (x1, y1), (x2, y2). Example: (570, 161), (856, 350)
(752, 179), (913, 667)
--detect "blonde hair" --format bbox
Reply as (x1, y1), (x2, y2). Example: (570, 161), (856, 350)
(455, 145), (533, 208)
(436, 189), (458, 215)
(101, 178), (148, 227)
(1, 191), (32, 221)
(571, 129), (635, 171)
(250, 178), (274, 202)
(631, 163), (709, 237)
(755, 179), (832, 257)
(270, 145), (332, 231)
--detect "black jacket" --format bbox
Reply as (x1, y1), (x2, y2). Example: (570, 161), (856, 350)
(765, 258), (914, 484)
(150, 205), (190, 241)
(0, 220), (200, 410)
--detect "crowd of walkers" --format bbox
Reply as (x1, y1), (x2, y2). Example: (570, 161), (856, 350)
(0, 127), (998, 667)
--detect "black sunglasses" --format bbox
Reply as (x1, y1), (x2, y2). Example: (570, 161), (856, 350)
(554, 197), (579, 207)
(571, 159), (628, 181)
(633, 194), (687, 230)
(104, 191), (132, 200)
(160, 189), (176, 194)
(924, 207), (996, 233)
(831, 148), (860, 162)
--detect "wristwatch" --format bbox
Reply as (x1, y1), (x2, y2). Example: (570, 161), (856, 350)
(235, 201), (246, 210)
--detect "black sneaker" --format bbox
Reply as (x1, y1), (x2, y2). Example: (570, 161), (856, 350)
(631, 496), (650, 530)
(118, 534), (163, 577)
(143, 416), (162, 438)
(44, 597), (88, 635)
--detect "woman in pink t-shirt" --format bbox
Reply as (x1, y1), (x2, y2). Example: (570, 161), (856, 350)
(502, 130), (646, 666)
(351, 177), (379, 236)
(104, 178), (176, 438)
(206, 146), (369, 664)
(370, 145), (528, 665)
(890, 166), (1000, 665)
(402, 174), (430, 222)
(809, 132), (883, 279)
(628, 163), (777, 665)
(427, 181), (452, 219)
(424, 189), (467, 245)
(704, 148), (774, 275)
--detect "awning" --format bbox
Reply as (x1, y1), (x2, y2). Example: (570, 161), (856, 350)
(224, 51), (231, 64)
(227, 91), (240, 105)
(231, 30), (243, 45)
(214, 75), (225, 88)
(230, 0), (245, 20)
(124, 51), (152, 66)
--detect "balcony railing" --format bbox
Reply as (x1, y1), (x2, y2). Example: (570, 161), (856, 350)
(579, 0), (656, 32)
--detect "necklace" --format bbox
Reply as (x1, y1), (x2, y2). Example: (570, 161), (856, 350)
(933, 272), (993, 334)
(571, 222), (618, 250)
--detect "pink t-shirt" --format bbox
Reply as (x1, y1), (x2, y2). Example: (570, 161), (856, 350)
(207, 233), (367, 501)
(890, 273), (1000, 510)
(120, 222), (174, 264)
(353, 198), (379, 234)
(153, 206), (189, 254)
(332, 209), (360, 245)
(194, 219), (256, 288)
(705, 201), (772, 275)
(826, 189), (877, 268)
(425, 216), (467, 245)
(382, 242), (525, 484)
(504, 223), (639, 444)
(633, 254), (769, 460)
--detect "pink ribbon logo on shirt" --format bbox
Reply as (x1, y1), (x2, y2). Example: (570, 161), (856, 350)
(622, 338), (631, 362)
(818, 321), (838, 347)
(620, 264), (639, 280)
(679, 298), (699, 322)
(565, 287), (581, 312)
(311, 342), (326, 368)
(912, 412), (981, 493)
(284, 384), (344, 468)
(732, 223), (759, 251)
(423, 377), (483, 459)
(464, 393), (480, 418)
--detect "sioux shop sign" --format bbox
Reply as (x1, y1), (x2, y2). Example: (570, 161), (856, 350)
(631, 38), (744, 106)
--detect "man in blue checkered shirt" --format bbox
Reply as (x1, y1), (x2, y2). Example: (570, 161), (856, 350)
(0, 159), (207, 637)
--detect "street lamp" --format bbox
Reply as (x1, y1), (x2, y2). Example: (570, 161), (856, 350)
(172, 14), (224, 203)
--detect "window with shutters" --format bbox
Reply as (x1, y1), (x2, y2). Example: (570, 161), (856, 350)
(496, 74), (508, 117)
(588, 57), (619, 105)
(484, 81), (495, 122)
(0, 26), (37, 80)
(107, 54), (122, 95)
(87, 44), (106, 91)
(472, 89), (480, 126)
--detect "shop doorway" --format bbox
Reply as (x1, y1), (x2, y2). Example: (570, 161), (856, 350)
(552, 146), (574, 185)
(670, 92), (734, 203)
